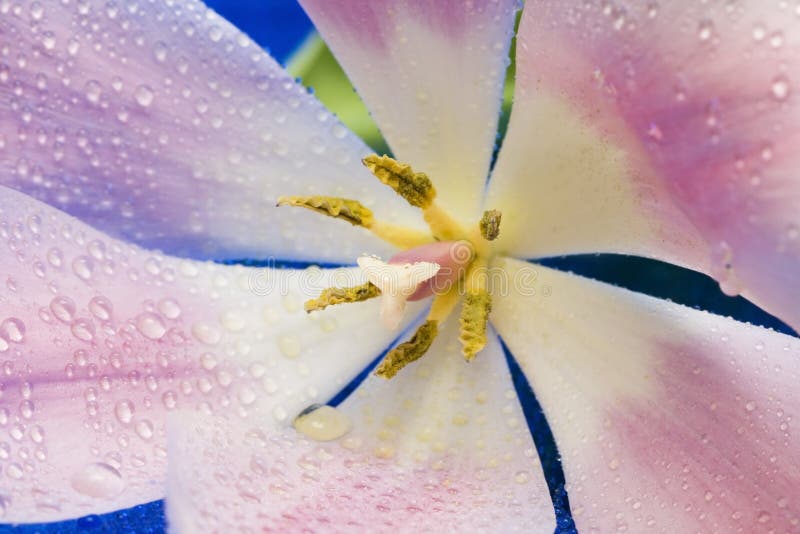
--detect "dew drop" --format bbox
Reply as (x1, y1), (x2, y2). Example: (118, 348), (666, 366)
(0, 318), (25, 343)
(136, 313), (166, 340)
(70, 463), (125, 498)
(771, 75), (791, 101)
(157, 298), (181, 319)
(72, 256), (95, 281)
(50, 296), (76, 323)
(88, 296), (113, 321)
(114, 400), (134, 425)
(70, 318), (95, 342)
(134, 85), (155, 107)
(293, 404), (352, 441)
(192, 323), (221, 345)
(277, 334), (301, 359)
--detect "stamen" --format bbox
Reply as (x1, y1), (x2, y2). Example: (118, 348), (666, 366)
(479, 209), (502, 241)
(459, 290), (492, 361)
(304, 282), (381, 313)
(362, 154), (436, 208)
(374, 320), (438, 379)
(374, 287), (460, 380)
(277, 196), (373, 227)
(459, 259), (492, 361)
(277, 195), (432, 249)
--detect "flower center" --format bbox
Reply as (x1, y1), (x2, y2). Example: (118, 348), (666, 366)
(278, 154), (501, 379)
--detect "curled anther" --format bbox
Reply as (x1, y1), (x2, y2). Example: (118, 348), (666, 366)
(277, 196), (374, 227)
(479, 209), (502, 241)
(375, 320), (439, 379)
(304, 282), (381, 313)
(459, 289), (492, 361)
(362, 154), (436, 209)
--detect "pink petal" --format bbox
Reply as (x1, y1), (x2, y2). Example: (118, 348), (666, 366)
(298, 0), (521, 222)
(493, 257), (800, 532)
(167, 319), (555, 531)
(488, 2), (800, 330)
(0, 185), (419, 522)
(0, 0), (417, 262)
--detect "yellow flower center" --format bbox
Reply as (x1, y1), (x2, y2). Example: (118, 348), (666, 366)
(278, 154), (501, 379)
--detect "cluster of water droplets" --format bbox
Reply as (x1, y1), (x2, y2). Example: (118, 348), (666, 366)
(0, 0), (390, 263)
(0, 186), (389, 519)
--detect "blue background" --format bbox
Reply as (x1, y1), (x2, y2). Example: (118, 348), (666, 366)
(4, 1), (792, 532)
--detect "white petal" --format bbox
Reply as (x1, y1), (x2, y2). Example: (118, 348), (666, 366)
(166, 319), (556, 532)
(493, 257), (800, 533)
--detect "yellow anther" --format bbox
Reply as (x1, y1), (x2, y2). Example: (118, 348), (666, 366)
(375, 320), (439, 379)
(304, 282), (381, 313)
(277, 196), (374, 227)
(459, 289), (492, 361)
(459, 258), (492, 361)
(362, 154), (436, 209)
(479, 209), (502, 241)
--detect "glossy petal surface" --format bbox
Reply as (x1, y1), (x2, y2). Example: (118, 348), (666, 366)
(0, 0), (417, 262)
(299, 0), (520, 222)
(489, 1), (800, 331)
(167, 320), (555, 532)
(0, 185), (417, 522)
(493, 257), (800, 533)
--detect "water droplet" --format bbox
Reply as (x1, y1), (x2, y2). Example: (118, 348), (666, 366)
(50, 296), (76, 323)
(134, 85), (155, 107)
(114, 400), (134, 424)
(70, 463), (125, 498)
(88, 297), (113, 321)
(192, 323), (221, 345)
(157, 298), (181, 319)
(277, 335), (301, 358)
(0, 318), (25, 343)
(293, 405), (351, 441)
(72, 256), (94, 281)
(698, 19), (714, 41)
(84, 80), (102, 104)
(135, 419), (154, 440)
(70, 318), (95, 342)
(136, 313), (166, 340)
(771, 75), (791, 101)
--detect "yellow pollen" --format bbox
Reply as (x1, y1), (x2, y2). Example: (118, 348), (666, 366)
(479, 209), (502, 241)
(304, 282), (381, 313)
(375, 320), (439, 379)
(362, 154), (436, 208)
(277, 195), (373, 227)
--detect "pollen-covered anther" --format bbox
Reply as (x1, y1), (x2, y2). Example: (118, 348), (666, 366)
(375, 320), (439, 379)
(304, 282), (381, 313)
(480, 209), (502, 241)
(459, 289), (492, 361)
(362, 154), (436, 209)
(276, 195), (374, 227)
(357, 256), (440, 330)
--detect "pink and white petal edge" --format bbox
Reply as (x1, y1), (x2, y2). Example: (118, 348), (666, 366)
(167, 319), (555, 533)
(299, 0), (521, 222)
(0, 185), (418, 522)
(493, 257), (800, 533)
(488, 1), (800, 331)
(0, 0), (415, 262)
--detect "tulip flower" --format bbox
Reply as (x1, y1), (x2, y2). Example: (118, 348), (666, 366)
(0, 1), (798, 532)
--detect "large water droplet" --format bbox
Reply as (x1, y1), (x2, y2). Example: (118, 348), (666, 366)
(70, 463), (125, 498)
(293, 404), (351, 441)
(114, 400), (134, 425)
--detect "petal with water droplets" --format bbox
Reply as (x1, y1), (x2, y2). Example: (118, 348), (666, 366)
(167, 319), (555, 532)
(493, 257), (800, 532)
(0, 0), (417, 262)
(299, 0), (520, 222)
(0, 185), (419, 522)
(488, 2), (800, 331)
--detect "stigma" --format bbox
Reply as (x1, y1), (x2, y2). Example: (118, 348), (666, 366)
(278, 154), (501, 379)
